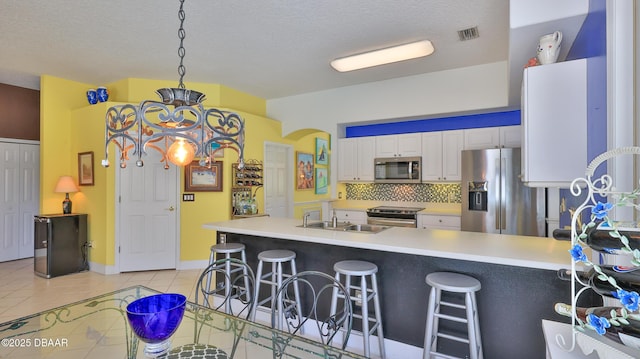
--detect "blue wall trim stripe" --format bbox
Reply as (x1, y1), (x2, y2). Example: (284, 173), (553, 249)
(345, 110), (521, 138)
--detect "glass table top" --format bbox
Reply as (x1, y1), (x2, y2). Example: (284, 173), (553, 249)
(0, 285), (366, 358)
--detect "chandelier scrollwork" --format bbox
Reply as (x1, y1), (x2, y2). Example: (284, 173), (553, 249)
(101, 0), (245, 170)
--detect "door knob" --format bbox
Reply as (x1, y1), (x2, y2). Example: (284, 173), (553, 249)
(167, 206), (175, 211)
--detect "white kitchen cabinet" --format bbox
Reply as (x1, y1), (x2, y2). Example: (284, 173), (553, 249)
(463, 126), (521, 150)
(375, 133), (421, 158)
(418, 214), (461, 230)
(500, 126), (522, 148)
(333, 209), (367, 225)
(421, 130), (464, 182)
(338, 137), (376, 182)
(522, 59), (587, 187)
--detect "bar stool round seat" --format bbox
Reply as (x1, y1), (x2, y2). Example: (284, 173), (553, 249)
(210, 242), (245, 255)
(250, 249), (303, 329)
(423, 272), (483, 359)
(331, 260), (386, 358)
(333, 260), (377, 275)
(258, 249), (296, 262)
(426, 272), (481, 293)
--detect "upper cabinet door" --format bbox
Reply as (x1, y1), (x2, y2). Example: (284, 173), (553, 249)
(375, 135), (397, 157)
(463, 127), (500, 150)
(356, 137), (376, 181)
(375, 133), (421, 157)
(421, 132), (443, 181)
(499, 125), (521, 148)
(442, 130), (464, 181)
(338, 138), (358, 181)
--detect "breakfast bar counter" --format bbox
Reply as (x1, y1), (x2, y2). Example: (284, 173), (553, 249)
(203, 216), (571, 271)
(203, 217), (596, 359)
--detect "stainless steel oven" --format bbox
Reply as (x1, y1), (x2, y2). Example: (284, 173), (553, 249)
(366, 206), (424, 228)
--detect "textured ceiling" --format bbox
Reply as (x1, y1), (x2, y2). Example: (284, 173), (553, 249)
(0, 0), (509, 99)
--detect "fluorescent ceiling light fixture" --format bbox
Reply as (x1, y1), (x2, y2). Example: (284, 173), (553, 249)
(331, 40), (434, 72)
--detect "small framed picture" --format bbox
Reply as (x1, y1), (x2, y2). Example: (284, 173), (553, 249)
(185, 161), (223, 192)
(315, 137), (328, 165)
(296, 152), (314, 190)
(78, 151), (94, 186)
(315, 168), (328, 194)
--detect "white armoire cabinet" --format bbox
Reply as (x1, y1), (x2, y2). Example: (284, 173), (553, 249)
(521, 59), (587, 187)
(0, 141), (40, 262)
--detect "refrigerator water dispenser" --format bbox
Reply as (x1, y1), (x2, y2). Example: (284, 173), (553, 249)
(468, 181), (488, 211)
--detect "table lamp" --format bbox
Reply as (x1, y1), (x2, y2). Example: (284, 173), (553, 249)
(54, 176), (79, 214)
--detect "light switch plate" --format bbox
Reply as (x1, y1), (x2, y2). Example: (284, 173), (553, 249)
(183, 193), (195, 201)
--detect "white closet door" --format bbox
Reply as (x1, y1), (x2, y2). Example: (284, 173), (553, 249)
(0, 143), (21, 262)
(19, 144), (40, 259)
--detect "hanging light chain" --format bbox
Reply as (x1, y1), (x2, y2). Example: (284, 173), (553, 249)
(177, 0), (186, 89)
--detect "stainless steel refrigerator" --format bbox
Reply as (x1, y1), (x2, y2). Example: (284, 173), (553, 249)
(461, 148), (546, 236)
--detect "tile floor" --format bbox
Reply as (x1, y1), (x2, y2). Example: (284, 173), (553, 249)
(0, 258), (203, 325)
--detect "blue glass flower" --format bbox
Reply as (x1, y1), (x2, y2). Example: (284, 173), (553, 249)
(614, 289), (640, 312)
(587, 313), (611, 335)
(591, 202), (613, 220)
(569, 244), (587, 262)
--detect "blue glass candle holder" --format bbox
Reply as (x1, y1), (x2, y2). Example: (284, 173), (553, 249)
(126, 293), (186, 357)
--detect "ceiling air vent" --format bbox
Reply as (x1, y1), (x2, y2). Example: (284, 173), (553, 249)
(458, 26), (479, 41)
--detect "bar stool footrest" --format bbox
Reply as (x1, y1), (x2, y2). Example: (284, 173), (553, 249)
(433, 312), (469, 324)
(436, 331), (470, 344)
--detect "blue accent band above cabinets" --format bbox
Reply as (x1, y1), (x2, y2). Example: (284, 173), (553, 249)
(345, 110), (521, 138)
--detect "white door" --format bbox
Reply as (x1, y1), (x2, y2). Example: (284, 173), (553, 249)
(118, 151), (179, 272)
(19, 144), (39, 259)
(264, 143), (292, 218)
(0, 143), (20, 262)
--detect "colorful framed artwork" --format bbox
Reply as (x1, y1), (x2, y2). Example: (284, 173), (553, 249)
(296, 152), (314, 190)
(315, 168), (328, 194)
(315, 138), (329, 165)
(78, 151), (94, 186)
(185, 161), (223, 191)
(210, 141), (224, 158)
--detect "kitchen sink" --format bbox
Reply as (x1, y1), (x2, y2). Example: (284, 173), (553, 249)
(297, 222), (388, 234)
(344, 224), (389, 233)
(297, 221), (351, 231)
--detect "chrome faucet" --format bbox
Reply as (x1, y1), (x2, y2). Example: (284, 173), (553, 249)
(303, 212), (310, 227)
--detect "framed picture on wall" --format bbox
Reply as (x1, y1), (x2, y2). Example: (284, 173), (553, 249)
(315, 168), (328, 194)
(296, 152), (314, 190)
(78, 151), (94, 186)
(185, 161), (223, 191)
(315, 137), (329, 165)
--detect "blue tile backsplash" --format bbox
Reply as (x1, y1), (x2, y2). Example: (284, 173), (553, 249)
(345, 183), (461, 203)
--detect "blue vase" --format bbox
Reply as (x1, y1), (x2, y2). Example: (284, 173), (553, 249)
(97, 87), (109, 102)
(86, 89), (98, 105)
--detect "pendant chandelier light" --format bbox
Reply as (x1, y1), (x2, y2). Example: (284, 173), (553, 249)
(102, 0), (245, 170)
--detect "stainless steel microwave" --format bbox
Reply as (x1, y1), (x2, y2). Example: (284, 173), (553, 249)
(374, 157), (421, 183)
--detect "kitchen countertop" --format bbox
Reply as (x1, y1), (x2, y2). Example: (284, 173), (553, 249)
(328, 200), (462, 216)
(203, 216), (572, 271)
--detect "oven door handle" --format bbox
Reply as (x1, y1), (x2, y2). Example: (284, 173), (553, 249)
(367, 217), (416, 227)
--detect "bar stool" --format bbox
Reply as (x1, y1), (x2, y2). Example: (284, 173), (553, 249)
(331, 260), (385, 359)
(206, 242), (251, 314)
(250, 249), (303, 330)
(423, 272), (483, 359)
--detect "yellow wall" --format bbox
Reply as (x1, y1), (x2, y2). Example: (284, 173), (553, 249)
(40, 76), (94, 213)
(40, 75), (329, 267)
